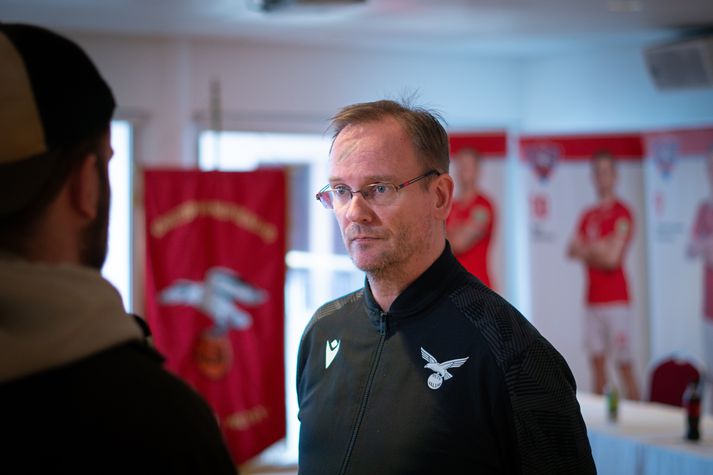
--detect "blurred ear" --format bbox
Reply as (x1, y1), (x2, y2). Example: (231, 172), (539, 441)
(433, 173), (454, 220)
(68, 152), (99, 220)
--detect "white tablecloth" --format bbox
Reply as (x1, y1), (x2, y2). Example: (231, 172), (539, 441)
(578, 392), (713, 475)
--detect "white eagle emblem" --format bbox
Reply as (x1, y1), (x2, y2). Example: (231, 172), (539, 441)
(421, 347), (469, 390)
(159, 267), (267, 334)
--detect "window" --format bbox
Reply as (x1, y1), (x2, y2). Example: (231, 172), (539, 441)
(199, 130), (363, 464)
(102, 120), (133, 312)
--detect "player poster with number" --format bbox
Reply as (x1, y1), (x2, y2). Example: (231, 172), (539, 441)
(644, 127), (713, 379)
(520, 134), (647, 395)
(447, 132), (507, 292)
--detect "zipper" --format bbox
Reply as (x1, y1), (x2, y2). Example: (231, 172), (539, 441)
(338, 311), (388, 475)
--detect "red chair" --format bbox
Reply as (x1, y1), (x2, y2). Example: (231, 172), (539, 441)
(648, 356), (701, 408)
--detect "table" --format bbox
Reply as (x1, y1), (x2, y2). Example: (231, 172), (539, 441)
(578, 392), (713, 475)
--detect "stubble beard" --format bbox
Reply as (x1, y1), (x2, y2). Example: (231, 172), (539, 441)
(345, 220), (434, 284)
(80, 162), (111, 270)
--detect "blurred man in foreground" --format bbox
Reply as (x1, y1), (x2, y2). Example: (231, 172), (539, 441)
(0, 23), (236, 474)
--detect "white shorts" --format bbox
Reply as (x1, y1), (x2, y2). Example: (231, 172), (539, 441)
(584, 304), (633, 363)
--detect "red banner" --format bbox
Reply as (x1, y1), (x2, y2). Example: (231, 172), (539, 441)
(144, 169), (286, 465)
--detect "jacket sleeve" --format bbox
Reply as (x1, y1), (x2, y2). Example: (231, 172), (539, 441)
(506, 337), (597, 475)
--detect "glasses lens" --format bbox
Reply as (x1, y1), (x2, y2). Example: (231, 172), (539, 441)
(331, 187), (353, 208)
(366, 183), (397, 206)
(318, 191), (333, 209)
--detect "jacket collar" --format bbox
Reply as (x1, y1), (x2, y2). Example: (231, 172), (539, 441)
(364, 241), (462, 331)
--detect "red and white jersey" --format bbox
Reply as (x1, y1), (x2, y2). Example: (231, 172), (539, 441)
(448, 193), (494, 287)
(576, 199), (633, 305)
(692, 199), (713, 320)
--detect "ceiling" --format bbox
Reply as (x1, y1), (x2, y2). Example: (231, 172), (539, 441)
(1, 0), (713, 55)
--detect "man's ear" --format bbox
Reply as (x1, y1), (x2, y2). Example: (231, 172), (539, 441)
(433, 173), (454, 220)
(68, 153), (99, 220)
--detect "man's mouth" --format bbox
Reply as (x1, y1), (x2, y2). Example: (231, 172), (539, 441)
(351, 235), (378, 242)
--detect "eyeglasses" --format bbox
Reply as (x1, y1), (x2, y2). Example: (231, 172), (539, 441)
(316, 170), (441, 210)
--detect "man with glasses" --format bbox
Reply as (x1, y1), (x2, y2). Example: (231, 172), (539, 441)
(297, 99), (595, 474)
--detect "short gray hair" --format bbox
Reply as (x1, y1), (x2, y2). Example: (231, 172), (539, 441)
(329, 99), (450, 173)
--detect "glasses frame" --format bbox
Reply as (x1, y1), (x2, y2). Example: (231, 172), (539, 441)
(315, 169), (441, 209)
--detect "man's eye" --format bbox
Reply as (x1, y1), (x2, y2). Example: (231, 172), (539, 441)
(334, 186), (350, 197)
(373, 184), (389, 194)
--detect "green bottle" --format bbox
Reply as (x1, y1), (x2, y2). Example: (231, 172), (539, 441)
(606, 384), (619, 423)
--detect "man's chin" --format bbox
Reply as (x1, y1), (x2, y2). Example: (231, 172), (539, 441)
(349, 250), (391, 275)
(349, 252), (378, 273)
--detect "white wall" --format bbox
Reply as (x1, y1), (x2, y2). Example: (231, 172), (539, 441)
(74, 33), (523, 165)
(522, 45), (713, 132)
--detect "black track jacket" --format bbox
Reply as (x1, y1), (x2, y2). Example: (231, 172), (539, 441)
(297, 243), (596, 475)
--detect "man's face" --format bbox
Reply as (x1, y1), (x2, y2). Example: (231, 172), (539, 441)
(592, 156), (616, 199)
(81, 129), (113, 270)
(329, 117), (438, 278)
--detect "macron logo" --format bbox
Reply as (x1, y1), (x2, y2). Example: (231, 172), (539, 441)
(325, 339), (340, 369)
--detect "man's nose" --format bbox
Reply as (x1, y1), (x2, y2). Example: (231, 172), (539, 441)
(344, 192), (373, 223)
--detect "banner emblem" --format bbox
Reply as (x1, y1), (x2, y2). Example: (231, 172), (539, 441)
(159, 266), (268, 380)
(193, 331), (233, 380)
(159, 267), (267, 333)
